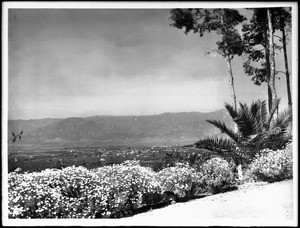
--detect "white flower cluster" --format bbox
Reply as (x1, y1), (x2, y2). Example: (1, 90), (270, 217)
(198, 157), (237, 194)
(8, 161), (160, 218)
(157, 162), (202, 198)
(9, 146), (291, 219)
(248, 143), (293, 182)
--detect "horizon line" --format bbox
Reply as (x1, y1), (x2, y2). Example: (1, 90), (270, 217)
(8, 108), (226, 121)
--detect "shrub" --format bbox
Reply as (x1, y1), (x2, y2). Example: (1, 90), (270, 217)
(157, 162), (202, 199)
(8, 161), (161, 219)
(198, 157), (238, 194)
(185, 150), (213, 167)
(247, 143), (293, 183)
(195, 100), (292, 166)
(8, 170), (61, 218)
(94, 160), (162, 217)
(8, 166), (109, 218)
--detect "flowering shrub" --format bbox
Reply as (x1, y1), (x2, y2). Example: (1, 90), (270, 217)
(8, 161), (161, 219)
(8, 157), (247, 219)
(93, 160), (162, 217)
(198, 157), (237, 194)
(247, 143), (293, 183)
(157, 162), (202, 199)
(9, 170), (61, 218)
(8, 166), (110, 218)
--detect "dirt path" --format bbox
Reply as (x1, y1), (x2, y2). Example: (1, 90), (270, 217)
(118, 180), (295, 226)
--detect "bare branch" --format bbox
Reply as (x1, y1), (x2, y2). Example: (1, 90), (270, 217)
(275, 71), (286, 75)
(273, 34), (283, 41)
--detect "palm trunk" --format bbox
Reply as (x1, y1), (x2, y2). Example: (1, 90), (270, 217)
(237, 164), (243, 181)
(281, 17), (292, 111)
(267, 9), (278, 114)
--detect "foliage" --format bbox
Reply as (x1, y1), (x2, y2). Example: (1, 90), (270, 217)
(157, 163), (203, 199)
(170, 8), (246, 110)
(197, 157), (238, 194)
(9, 142), (293, 219)
(242, 7), (292, 112)
(246, 143), (293, 183)
(184, 149), (214, 167)
(195, 100), (292, 165)
(162, 151), (184, 168)
(242, 8), (291, 84)
(170, 8), (246, 61)
(8, 166), (105, 218)
(160, 149), (213, 170)
(8, 161), (161, 219)
(93, 160), (161, 217)
(242, 8), (270, 86)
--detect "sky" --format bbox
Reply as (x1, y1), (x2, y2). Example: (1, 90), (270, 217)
(6, 4), (294, 120)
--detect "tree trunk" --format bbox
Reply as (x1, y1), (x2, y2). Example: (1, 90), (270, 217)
(267, 9), (278, 114)
(237, 164), (243, 181)
(281, 17), (292, 111)
(226, 54), (237, 111)
(263, 27), (272, 114)
(228, 54), (241, 180)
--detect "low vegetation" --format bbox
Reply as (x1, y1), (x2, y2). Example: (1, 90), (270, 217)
(8, 141), (293, 218)
(7, 5), (294, 220)
(194, 99), (292, 167)
(196, 157), (238, 194)
(8, 146), (207, 173)
(245, 143), (293, 183)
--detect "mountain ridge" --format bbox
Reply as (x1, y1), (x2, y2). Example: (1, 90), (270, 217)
(8, 109), (224, 121)
(8, 109), (233, 147)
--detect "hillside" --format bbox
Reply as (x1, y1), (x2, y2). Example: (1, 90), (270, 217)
(8, 109), (234, 147)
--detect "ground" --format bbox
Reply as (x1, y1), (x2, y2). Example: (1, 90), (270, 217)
(116, 179), (295, 226)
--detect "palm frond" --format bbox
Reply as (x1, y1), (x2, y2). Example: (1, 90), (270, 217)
(250, 100), (261, 117)
(257, 100), (268, 131)
(193, 99), (292, 165)
(238, 102), (247, 111)
(249, 100), (263, 132)
(270, 107), (292, 130)
(260, 100), (268, 121)
(267, 108), (293, 143)
(194, 137), (245, 164)
(224, 102), (238, 119)
(207, 119), (239, 143)
(263, 130), (291, 150)
(234, 107), (257, 138)
(269, 127), (282, 135)
(249, 100), (268, 132)
(265, 98), (281, 129)
(194, 136), (236, 155)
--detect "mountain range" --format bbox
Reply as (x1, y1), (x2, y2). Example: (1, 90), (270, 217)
(8, 109), (234, 147)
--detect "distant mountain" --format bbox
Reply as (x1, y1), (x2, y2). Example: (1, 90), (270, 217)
(7, 109), (234, 147)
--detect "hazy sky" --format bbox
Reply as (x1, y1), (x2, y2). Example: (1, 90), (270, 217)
(7, 6), (293, 120)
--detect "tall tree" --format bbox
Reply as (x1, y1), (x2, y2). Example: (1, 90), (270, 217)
(267, 9), (278, 114)
(242, 8), (292, 113)
(170, 9), (246, 111)
(242, 9), (273, 113)
(272, 7), (292, 111)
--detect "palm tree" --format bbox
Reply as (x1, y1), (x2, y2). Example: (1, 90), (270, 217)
(194, 99), (292, 167)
